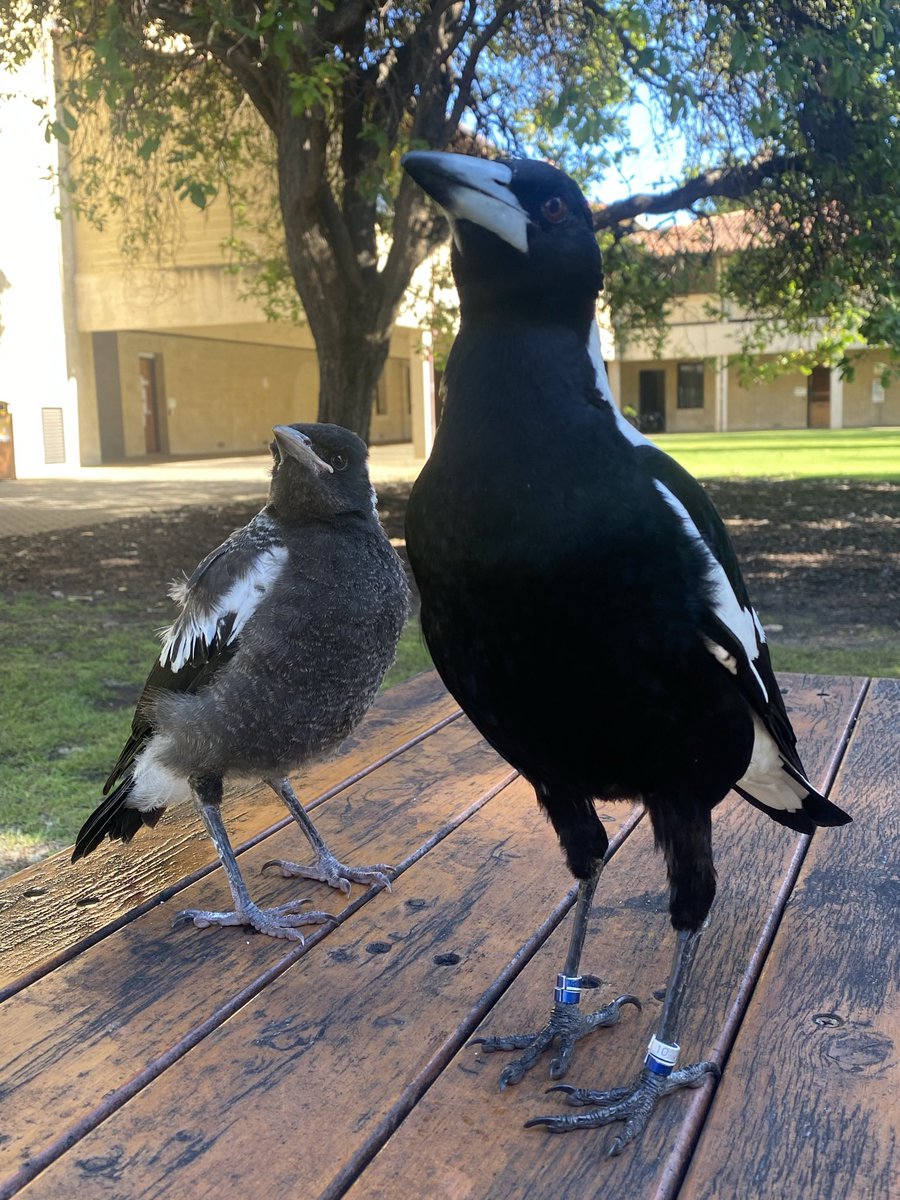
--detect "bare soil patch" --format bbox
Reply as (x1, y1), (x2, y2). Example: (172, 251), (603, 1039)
(2, 477), (898, 647)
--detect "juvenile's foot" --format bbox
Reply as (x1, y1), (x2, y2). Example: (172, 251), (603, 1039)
(262, 850), (393, 897)
(174, 897), (335, 942)
(471, 993), (640, 1088)
(526, 1059), (719, 1154)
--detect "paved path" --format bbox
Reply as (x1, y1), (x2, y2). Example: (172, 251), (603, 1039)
(0, 444), (425, 537)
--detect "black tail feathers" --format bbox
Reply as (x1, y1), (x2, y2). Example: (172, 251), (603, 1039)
(735, 771), (851, 836)
(71, 773), (165, 862)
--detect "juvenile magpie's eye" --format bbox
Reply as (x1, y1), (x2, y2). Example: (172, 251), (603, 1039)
(541, 196), (568, 224)
(331, 453), (348, 472)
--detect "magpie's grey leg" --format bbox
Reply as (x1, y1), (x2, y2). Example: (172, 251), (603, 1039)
(261, 777), (393, 896)
(471, 870), (641, 1086)
(526, 928), (718, 1155)
(175, 775), (335, 941)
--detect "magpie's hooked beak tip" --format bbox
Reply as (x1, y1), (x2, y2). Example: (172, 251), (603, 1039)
(273, 426), (333, 475)
(402, 151), (529, 256)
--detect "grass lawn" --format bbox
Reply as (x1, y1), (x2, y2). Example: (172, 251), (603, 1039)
(0, 598), (433, 874)
(652, 427), (900, 481)
(2, 426), (897, 875)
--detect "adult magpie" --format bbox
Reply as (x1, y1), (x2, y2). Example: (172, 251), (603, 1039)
(73, 423), (409, 940)
(402, 151), (851, 1153)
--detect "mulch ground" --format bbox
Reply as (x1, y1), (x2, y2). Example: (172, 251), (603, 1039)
(2, 477), (898, 643)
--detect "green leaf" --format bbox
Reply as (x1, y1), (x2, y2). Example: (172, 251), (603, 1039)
(138, 135), (160, 161)
(730, 28), (748, 72)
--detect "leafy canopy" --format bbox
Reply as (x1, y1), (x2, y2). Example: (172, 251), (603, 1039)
(2, 0), (897, 402)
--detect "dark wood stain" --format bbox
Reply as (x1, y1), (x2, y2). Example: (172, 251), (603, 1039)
(0, 672), (889, 1200)
(680, 678), (898, 1200)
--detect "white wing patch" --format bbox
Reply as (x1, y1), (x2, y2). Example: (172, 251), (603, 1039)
(159, 545), (288, 671)
(653, 480), (769, 703)
(586, 322), (650, 449)
(737, 715), (809, 813)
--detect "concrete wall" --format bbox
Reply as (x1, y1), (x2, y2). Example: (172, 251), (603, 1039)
(114, 331), (318, 457)
(843, 356), (900, 428)
(96, 327), (419, 459)
(0, 39), (81, 475)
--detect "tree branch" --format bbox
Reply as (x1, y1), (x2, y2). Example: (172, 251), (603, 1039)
(141, 0), (279, 130)
(593, 154), (801, 230)
(446, 0), (518, 130)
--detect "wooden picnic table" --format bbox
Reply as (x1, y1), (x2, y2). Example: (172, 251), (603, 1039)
(0, 670), (896, 1200)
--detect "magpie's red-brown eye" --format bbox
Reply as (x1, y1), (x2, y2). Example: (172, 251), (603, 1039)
(541, 196), (568, 224)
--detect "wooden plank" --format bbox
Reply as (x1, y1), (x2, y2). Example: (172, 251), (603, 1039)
(680, 678), (898, 1200)
(0, 716), (514, 1190)
(5, 782), (642, 1200)
(339, 674), (865, 1200)
(0, 671), (458, 993)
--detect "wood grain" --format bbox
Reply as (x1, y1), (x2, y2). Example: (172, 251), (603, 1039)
(6, 780), (641, 1200)
(339, 674), (865, 1200)
(0, 716), (511, 1186)
(0, 671), (457, 993)
(679, 678), (898, 1200)
(0, 674), (870, 1200)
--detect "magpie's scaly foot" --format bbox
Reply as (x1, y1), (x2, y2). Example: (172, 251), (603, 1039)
(174, 898), (335, 941)
(526, 1059), (719, 1155)
(261, 851), (393, 897)
(471, 994), (641, 1088)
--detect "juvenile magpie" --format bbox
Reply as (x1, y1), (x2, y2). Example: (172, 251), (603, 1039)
(73, 423), (409, 940)
(402, 151), (851, 1153)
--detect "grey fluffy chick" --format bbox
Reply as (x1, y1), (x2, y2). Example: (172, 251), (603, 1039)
(73, 423), (410, 939)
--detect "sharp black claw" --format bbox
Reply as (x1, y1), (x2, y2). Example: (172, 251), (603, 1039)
(523, 1117), (557, 1130)
(546, 1084), (577, 1095)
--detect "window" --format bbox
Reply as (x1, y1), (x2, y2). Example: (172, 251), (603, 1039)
(41, 407), (66, 464)
(677, 362), (705, 409)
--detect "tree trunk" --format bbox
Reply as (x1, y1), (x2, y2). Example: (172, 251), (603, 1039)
(275, 98), (439, 443)
(314, 314), (392, 443)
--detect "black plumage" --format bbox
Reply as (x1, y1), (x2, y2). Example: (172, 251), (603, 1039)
(402, 151), (850, 1151)
(73, 423), (409, 939)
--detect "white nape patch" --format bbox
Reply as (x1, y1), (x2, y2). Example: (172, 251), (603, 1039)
(129, 738), (191, 811)
(586, 322), (648, 448)
(160, 545), (288, 671)
(737, 715), (809, 813)
(653, 480), (768, 702)
(436, 155), (529, 254)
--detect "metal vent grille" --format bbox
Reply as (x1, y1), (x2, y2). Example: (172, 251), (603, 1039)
(41, 407), (66, 464)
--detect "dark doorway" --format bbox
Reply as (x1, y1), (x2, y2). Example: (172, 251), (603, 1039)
(807, 366), (831, 428)
(638, 369), (666, 432)
(139, 355), (162, 453)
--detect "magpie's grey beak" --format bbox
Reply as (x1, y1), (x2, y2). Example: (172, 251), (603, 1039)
(402, 151), (531, 255)
(273, 426), (333, 475)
